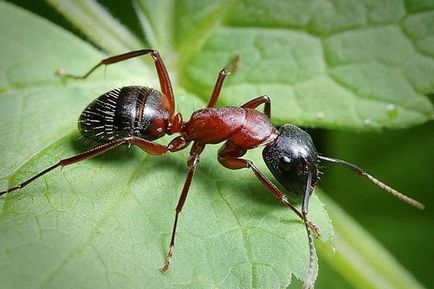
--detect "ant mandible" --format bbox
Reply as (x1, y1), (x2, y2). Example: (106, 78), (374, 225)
(0, 49), (424, 289)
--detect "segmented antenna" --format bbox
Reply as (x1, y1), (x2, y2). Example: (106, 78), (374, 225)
(318, 156), (425, 209)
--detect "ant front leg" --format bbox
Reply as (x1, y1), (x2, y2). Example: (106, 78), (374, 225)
(217, 145), (320, 237)
(218, 148), (318, 289)
(162, 141), (205, 272)
(0, 137), (169, 197)
(241, 95), (271, 118)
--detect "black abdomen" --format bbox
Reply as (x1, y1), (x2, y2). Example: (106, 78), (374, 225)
(78, 86), (169, 143)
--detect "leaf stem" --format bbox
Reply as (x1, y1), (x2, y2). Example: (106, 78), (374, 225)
(47, 0), (143, 53)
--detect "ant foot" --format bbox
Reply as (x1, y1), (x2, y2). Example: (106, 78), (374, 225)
(308, 221), (321, 238)
(0, 185), (20, 197)
(160, 246), (173, 273)
(160, 261), (170, 273)
(55, 67), (66, 77)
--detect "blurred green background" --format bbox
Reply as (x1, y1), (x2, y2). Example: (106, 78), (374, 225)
(4, 1), (434, 288)
(315, 122), (434, 288)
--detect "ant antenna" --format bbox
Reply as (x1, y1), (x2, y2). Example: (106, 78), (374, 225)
(318, 156), (425, 210)
(301, 172), (316, 289)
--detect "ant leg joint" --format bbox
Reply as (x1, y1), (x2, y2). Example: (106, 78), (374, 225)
(151, 53), (159, 61)
(187, 154), (200, 167)
(167, 113), (183, 134)
(168, 137), (188, 152)
(308, 221), (321, 238)
(244, 160), (254, 168)
(220, 69), (229, 76)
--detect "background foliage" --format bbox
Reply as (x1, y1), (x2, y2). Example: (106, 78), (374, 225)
(1, 1), (433, 288)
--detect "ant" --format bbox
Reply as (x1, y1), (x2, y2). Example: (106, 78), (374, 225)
(0, 49), (424, 289)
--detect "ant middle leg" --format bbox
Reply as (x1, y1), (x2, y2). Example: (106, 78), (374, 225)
(241, 95), (271, 118)
(217, 150), (320, 237)
(218, 153), (319, 289)
(162, 142), (205, 272)
(0, 137), (169, 197)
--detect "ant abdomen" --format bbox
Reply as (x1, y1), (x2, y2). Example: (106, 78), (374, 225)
(262, 124), (319, 197)
(79, 86), (170, 143)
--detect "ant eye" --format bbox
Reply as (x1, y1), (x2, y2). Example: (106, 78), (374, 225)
(279, 156), (292, 170)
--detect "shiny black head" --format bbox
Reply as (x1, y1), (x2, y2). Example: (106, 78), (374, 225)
(263, 124), (319, 197)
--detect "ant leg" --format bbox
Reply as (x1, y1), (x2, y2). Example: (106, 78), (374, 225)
(57, 49), (175, 113)
(241, 95), (271, 118)
(207, 55), (240, 108)
(57, 49), (156, 80)
(162, 142), (205, 272)
(217, 154), (320, 237)
(167, 136), (191, 152)
(0, 136), (169, 197)
(219, 154), (318, 288)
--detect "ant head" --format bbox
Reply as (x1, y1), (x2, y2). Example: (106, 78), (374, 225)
(263, 124), (319, 197)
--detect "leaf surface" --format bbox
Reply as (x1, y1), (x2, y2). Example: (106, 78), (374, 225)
(0, 2), (332, 289)
(168, 0), (434, 129)
(1, 1), (432, 289)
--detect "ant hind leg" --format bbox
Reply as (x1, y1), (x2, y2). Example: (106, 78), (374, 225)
(57, 48), (177, 123)
(0, 137), (169, 197)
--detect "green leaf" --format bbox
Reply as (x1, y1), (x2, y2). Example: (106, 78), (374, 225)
(174, 0), (433, 129)
(0, 2), (332, 289)
(0, 1), (432, 289)
(316, 194), (425, 289)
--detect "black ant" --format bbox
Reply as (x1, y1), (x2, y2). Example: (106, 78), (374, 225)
(0, 49), (424, 289)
